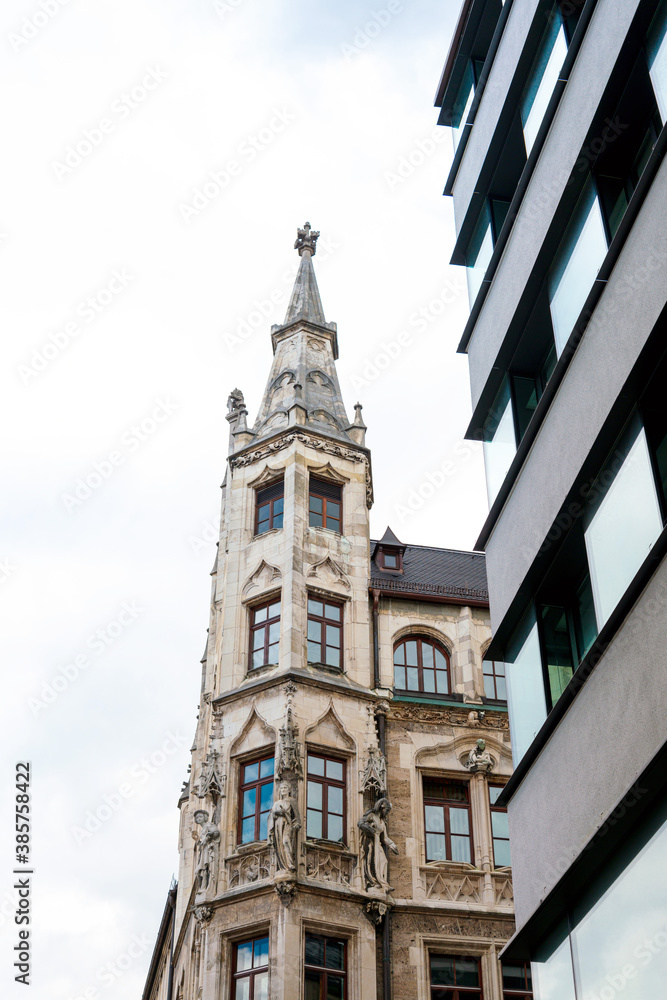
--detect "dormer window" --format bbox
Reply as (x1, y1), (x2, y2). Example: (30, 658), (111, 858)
(255, 479), (284, 535)
(373, 526), (406, 574)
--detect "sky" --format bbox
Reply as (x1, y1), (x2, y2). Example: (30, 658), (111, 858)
(0, 1), (489, 997)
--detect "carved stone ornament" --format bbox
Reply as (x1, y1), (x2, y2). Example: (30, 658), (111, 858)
(227, 847), (272, 888)
(227, 388), (245, 413)
(305, 846), (355, 886)
(294, 221), (320, 256)
(358, 798), (398, 892)
(274, 873), (297, 907)
(388, 704), (509, 730)
(277, 685), (303, 778)
(193, 810), (220, 893)
(360, 746), (387, 796)
(364, 900), (388, 926)
(466, 739), (495, 774)
(198, 707), (226, 802)
(267, 781), (301, 873)
(193, 905), (212, 924)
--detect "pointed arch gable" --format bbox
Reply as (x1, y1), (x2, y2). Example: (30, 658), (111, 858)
(306, 555), (351, 592)
(304, 700), (355, 752)
(247, 463), (287, 489)
(241, 559), (282, 599)
(229, 703), (277, 758)
(306, 462), (349, 485)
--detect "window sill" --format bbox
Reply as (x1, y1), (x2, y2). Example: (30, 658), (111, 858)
(234, 840), (269, 855)
(304, 838), (350, 853)
(246, 662), (280, 679)
(307, 661), (344, 676)
(393, 691), (463, 705)
(252, 527), (283, 540)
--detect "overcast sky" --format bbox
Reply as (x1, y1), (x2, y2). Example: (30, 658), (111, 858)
(1, 1), (487, 996)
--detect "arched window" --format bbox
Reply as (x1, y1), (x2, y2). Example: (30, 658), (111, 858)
(393, 636), (450, 694)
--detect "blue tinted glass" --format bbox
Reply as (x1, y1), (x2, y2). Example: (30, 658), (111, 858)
(260, 782), (274, 811)
(325, 646), (340, 667)
(308, 755), (325, 776)
(423, 670), (436, 692)
(309, 511), (323, 527)
(236, 940), (253, 972)
(425, 805), (445, 833)
(273, 497), (284, 514)
(505, 617), (548, 765)
(326, 759), (343, 781)
(489, 786), (503, 806)
(466, 205), (493, 306)
(243, 789), (256, 816)
(327, 814), (343, 842)
(241, 816), (255, 843)
(307, 781), (323, 809)
(253, 937), (269, 968)
(309, 496), (323, 513)
(491, 811), (509, 839)
(326, 625), (340, 647)
(483, 378), (516, 506)
(258, 811), (269, 841)
(450, 808), (470, 835)
(494, 838), (512, 867)
(648, 4), (667, 122)
(484, 675), (497, 699)
(273, 512), (283, 529)
(260, 757), (274, 778)
(307, 640), (320, 662)
(406, 667), (419, 690)
(244, 761), (259, 783)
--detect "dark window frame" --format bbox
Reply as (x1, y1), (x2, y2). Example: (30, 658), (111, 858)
(249, 598), (281, 671)
(304, 933), (347, 1000)
(306, 752), (346, 844)
(489, 783), (511, 869)
(307, 595), (344, 670)
(308, 477), (343, 534)
(393, 636), (451, 695)
(238, 754), (275, 845)
(482, 659), (507, 702)
(430, 953), (483, 999)
(502, 960), (533, 1000)
(377, 547), (403, 573)
(231, 935), (270, 1000)
(423, 778), (473, 864)
(254, 478), (285, 535)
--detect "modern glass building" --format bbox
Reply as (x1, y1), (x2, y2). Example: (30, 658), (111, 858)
(436, 0), (667, 994)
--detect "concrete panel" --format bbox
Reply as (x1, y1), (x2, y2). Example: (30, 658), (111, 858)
(466, 0), (641, 411)
(506, 558), (667, 930)
(485, 161), (667, 632)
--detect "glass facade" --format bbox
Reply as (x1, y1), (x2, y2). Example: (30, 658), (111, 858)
(483, 378), (517, 506)
(466, 206), (494, 306)
(548, 180), (608, 355)
(648, 3), (667, 122)
(452, 62), (475, 151)
(520, 9), (568, 154)
(533, 804), (667, 1000)
(505, 617), (547, 766)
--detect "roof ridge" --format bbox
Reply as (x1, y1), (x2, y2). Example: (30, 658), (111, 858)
(370, 540), (485, 557)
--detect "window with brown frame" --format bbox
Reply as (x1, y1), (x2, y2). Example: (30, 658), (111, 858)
(232, 935), (269, 999)
(306, 753), (345, 843)
(394, 637), (450, 694)
(304, 934), (347, 1000)
(430, 955), (482, 999)
(483, 659), (507, 701)
(308, 477), (342, 533)
(489, 784), (511, 868)
(423, 779), (473, 863)
(307, 596), (343, 669)
(502, 961), (533, 1000)
(249, 599), (280, 670)
(377, 547), (403, 572)
(238, 755), (274, 845)
(254, 479), (284, 535)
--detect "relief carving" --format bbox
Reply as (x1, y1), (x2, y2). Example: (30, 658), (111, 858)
(304, 846), (355, 886)
(227, 847), (272, 888)
(421, 867), (484, 903)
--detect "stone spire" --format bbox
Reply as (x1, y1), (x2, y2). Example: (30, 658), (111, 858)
(229, 222), (367, 453)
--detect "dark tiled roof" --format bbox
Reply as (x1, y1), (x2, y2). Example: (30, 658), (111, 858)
(370, 540), (488, 604)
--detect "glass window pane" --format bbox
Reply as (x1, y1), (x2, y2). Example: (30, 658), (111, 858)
(394, 645), (405, 666)
(494, 838), (512, 867)
(327, 813), (343, 842)
(309, 496), (323, 513)
(496, 677), (507, 700)
(549, 181), (608, 355)
(267, 642), (279, 663)
(532, 923), (577, 1000)
(244, 762), (259, 784)
(325, 645), (340, 667)
(326, 625), (340, 647)
(648, 4), (667, 122)
(503, 963), (528, 991)
(268, 622), (280, 644)
(483, 675), (497, 699)
(406, 667), (419, 690)
(585, 426), (662, 628)
(253, 629), (264, 650)
(241, 816), (255, 842)
(258, 812), (269, 840)
(254, 606), (267, 623)
(455, 958), (480, 987)
(466, 209), (493, 306)
(489, 786), (503, 806)
(422, 643), (434, 668)
(254, 937), (269, 968)
(308, 641), (321, 662)
(308, 599), (323, 617)
(260, 757), (274, 778)
(326, 976), (344, 1000)
(307, 780), (323, 809)
(451, 835), (471, 863)
(423, 670), (436, 692)
(452, 61), (475, 150)
(236, 941), (253, 972)
(234, 978), (250, 1000)
(327, 501), (340, 518)
(431, 954), (455, 986)
(326, 941), (345, 970)
(483, 381), (517, 506)
(308, 620), (321, 642)
(305, 971), (321, 1000)
(326, 759), (343, 781)
(449, 808), (470, 835)
(505, 618), (548, 765)
(308, 756), (325, 775)
(425, 804), (445, 833)
(326, 517), (339, 531)
(383, 553), (398, 568)
(309, 511), (323, 527)
(328, 786), (343, 814)
(243, 789), (256, 816)
(426, 832), (447, 861)
(307, 809), (322, 839)
(404, 640), (417, 665)
(521, 14), (568, 154)
(254, 971), (269, 1000)
(325, 603), (341, 621)
(435, 670), (449, 694)
(305, 935), (324, 967)
(273, 497), (283, 514)
(269, 601), (280, 618)
(273, 511), (283, 529)
(434, 648), (447, 670)
(394, 665), (406, 689)
(491, 811), (509, 839)
(260, 782), (274, 811)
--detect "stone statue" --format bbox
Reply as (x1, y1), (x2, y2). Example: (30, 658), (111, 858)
(466, 738), (494, 774)
(227, 388), (245, 413)
(267, 781), (301, 873)
(193, 809), (220, 891)
(358, 797), (398, 891)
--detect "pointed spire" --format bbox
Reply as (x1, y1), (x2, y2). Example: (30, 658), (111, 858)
(283, 222), (327, 327)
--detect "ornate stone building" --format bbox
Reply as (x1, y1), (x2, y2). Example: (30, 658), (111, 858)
(142, 225), (517, 1000)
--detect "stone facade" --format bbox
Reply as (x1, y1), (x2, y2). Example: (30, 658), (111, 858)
(142, 227), (515, 1000)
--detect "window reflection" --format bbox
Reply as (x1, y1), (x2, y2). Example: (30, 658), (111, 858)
(483, 379), (517, 506)
(647, 3), (667, 123)
(521, 11), (568, 154)
(505, 617), (547, 766)
(466, 207), (494, 307)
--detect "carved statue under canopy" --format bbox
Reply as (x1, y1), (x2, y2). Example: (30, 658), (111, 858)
(193, 809), (220, 892)
(267, 781), (301, 873)
(358, 797), (398, 891)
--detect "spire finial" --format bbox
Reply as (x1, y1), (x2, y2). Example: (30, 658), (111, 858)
(294, 221), (320, 257)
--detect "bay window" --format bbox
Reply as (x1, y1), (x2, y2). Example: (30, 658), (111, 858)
(307, 597), (343, 669)
(423, 779), (472, 863)
(304, 934), (346, 1000)
(232, 937), (269, 1000)
(255, 479), (284, 535)
(249, 599), (281, 670)
(306, 753), (345, 843)
(239, 755), (274, 844)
